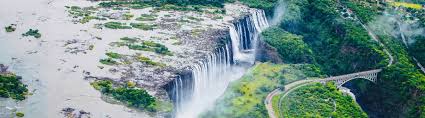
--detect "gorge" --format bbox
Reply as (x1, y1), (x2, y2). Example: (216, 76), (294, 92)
(1, 0), (425, 118)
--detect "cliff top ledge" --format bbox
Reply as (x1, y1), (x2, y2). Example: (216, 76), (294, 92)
(67, 2), (263, 98)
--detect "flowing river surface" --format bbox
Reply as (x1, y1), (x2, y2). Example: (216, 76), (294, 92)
(0, 0), (272, 118)
(0, 0), (150, 117)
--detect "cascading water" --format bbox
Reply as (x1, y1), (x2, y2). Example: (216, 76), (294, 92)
(230, 9), (269, 64)
(168, 9), (269, 118)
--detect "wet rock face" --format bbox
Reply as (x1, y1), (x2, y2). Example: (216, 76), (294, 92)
(177, 29), (229, 52)
(0, 64), (8, 73)
(256, 39), (283, 63)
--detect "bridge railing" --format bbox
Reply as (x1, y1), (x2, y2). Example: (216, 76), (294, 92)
(320, 69), (382, 81)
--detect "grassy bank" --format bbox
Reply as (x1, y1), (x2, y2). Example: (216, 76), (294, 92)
(281, 83), (367, 118)
(201, 62), (321, 118)
(90, 80), (172, 113)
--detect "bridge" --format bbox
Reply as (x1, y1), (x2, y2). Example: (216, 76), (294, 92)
(317, 69), (382, 88)
(265, 69), (383, 118)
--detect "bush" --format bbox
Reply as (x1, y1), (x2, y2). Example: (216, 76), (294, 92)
(104, 22), (132, 29)
(22, 29), (41, 38)
(120, 37), (139, 43)
(136, 14), (158, 21)
(342, 0), (379, 23)
(0, 73), (28, 101)
(125, 41), (172, 56)
(262, 27), (314, 63)
(16, 112), (24, 117)
(137, 56), (166, 67)
(105, 52), (122, 59)
(99, 58), (118, 65)
(80, 16), (97, 24)
(130, 23), (157, 30)
(5, 24), (16, 32)
(123, 13), (134, 20)
(91, 80), (157, 111)
(112, 87), (156, 109)
(91, 80), (113, 93)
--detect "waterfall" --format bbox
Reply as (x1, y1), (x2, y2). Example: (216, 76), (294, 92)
(168, 9), (269, 118)
(230, 9), (269, 64)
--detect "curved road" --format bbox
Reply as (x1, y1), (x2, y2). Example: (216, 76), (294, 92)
(265, 89), (281, 118)
(265, 80), (315, 118)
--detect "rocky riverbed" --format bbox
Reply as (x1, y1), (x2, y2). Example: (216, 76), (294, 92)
(0, 0), (259, 117)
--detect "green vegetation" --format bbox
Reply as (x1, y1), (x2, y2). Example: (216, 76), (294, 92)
(410, 36), (425, 64)
(261, 27), (313, 63)
(390, 2), (423, 10)
(66, 6), (98, 24)
(278, 0), (386, 75)
(110, 37), (172, 55)
(98, 0), (225, 12)
(281, 83), (367, 117)
(130, 23), (157, 30)
(99, 58), (119, 65)
(104, 22), (132, 29)
(22, 29), (41, 38)
(105, 52), (122, 59)
(202, 63), (321, 118)
(269, 0), (425, 117)
(137, 56), (166, 67)
(227, 0), (278, 13)
(257, 0), (425, 117)
(0, 73), (28, 101)
(201, 63), (284, 118)
(352, 24), (425, 117)
(271, 93), (282, 117)
(66, 6), (95, 17)
(129, 42), (172, 55)
(120, 37), (139, 43)
(5, 24), (16, 32)
(341, 0), (380, 23)
(80, 16), (97, 24)
(90, 80), (157, 111)
(136, 14), (158, 21)
(123, 13), (134, 20)
(16, 112), (24, 117)
(98, 1), (149, 9)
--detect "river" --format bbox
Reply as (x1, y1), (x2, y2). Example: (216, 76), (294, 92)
(0, 0), (150, 117)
